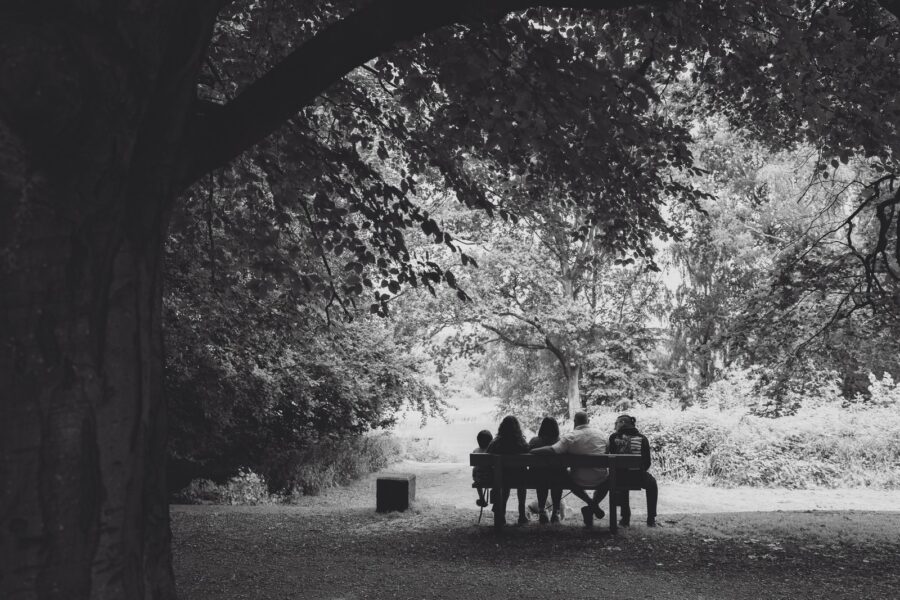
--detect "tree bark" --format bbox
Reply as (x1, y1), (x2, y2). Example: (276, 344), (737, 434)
(0, 3), (215, 598)
(565, 363), (582, 419)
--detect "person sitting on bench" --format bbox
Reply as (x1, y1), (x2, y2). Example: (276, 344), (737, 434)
(608, 414), (658, 527)
(527, 416), (565, 524)
(472, 429), (493, 508)
(531, 411), (609, 526)
(486, 416), (530, 526)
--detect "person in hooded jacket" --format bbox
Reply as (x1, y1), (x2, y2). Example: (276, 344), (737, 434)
(608, 414), (658, 527)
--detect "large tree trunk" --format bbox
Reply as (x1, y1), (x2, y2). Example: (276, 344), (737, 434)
(0, 4), (215, 598)
(0, 175), (174, 598)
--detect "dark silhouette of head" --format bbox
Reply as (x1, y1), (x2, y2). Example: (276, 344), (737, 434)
(476, 429), (493, 449)
(573, 411), (589, 427)
(615, 414), (636, 432)
(537, 416), (560, 443)
(497, 415), (524, 440)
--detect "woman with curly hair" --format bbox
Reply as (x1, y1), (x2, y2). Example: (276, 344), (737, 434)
(486, 415), (529, 526)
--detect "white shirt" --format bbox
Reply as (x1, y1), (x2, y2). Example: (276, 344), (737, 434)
(551, 424), (609, 487)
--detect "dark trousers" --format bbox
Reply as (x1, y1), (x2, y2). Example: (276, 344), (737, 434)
(534, 468), (565, 515)
(535, 486), (563, 514)
(492, 487), (527, 517)
(618, 471), (658, 522)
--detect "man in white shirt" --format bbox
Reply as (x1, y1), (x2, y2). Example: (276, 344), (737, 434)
(531, 411), (609, 525)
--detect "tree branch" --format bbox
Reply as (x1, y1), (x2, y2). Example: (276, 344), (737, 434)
(496, 310), (547, 335)
(480, 322), (547, 350)
(182, 0), (659, 187)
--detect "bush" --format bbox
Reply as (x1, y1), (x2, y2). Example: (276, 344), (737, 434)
(586, 376), (900, 489)
(172, 469), (270, 505)
(173, 432), (405, 503)
(269, 432), (403, 497)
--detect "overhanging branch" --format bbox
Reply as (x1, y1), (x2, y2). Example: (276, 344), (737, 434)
(480, 322), (547, 350)
(181, 0), (659, 187)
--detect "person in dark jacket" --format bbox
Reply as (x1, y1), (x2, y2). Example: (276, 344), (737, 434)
(486, 415), (530, 526)
(528, 417), (565, 524)
(608, 414), (658, 527)
(472, 430), (494, 507)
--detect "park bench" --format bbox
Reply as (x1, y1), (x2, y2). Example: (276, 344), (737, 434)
(469, 453), (644, 533)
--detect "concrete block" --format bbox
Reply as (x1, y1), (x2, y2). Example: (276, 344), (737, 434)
(376, 474), (416, 512)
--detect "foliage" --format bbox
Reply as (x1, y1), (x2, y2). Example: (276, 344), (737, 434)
(164, 167), (440, 493)
(200, 1), (900, 422)
(181, 1), (900, 475)
(587, 371), (900, 489)
(662, 116), (900, 406)
(172, 433), (404, 503)
(272, 433), (404, 497)
(480, 345), (569, 430)
(687, 0), (900, 303)
(172, 470), (271, 506)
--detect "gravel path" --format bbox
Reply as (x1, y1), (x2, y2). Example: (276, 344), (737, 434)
(172, 461), (900, 599)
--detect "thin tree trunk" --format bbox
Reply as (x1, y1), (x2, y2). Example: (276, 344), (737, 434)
(565, 363), (582, 418)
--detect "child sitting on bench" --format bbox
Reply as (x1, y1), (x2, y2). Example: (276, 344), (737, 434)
(472, 429), (493, 507)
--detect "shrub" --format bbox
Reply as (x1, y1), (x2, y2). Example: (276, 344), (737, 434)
(864, 372), (900, 407)
(173, 432), (405, 503)
(275, 432), (404, 496)
(172, 469), (270, 505)
(586, 377), (900, 489)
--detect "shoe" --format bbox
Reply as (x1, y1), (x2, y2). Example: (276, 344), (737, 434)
(518, 514), (529, 525)
(550, 512), (560, 524)
(618, 519), (630, 527)
(581, 506), (594, 526)
(593, 506), (605, 521)
(538, 511), (549, 524)
(646, 518), (657, 527)
(476, 498), (488, 508)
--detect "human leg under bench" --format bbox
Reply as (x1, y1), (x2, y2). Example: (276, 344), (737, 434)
(569, 481), (607, 525)
(516, 488), (528, 524)
(536, 487), (550, 523)
(620, 472), (658, 526)
(493, 487), (529, 525)
(644, 472), (658, 526)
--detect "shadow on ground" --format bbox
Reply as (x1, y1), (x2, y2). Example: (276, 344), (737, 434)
(173, 497), (900, 600)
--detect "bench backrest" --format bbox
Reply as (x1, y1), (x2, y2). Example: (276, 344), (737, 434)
(469, 453), (642, 469)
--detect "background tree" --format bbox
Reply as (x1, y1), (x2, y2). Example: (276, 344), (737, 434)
(429, 212), (668, 418)
(665, 118), (900, 408)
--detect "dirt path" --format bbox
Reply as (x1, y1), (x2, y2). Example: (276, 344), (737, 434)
(172, 461), (900, 599)
(361, 460), (900, 514)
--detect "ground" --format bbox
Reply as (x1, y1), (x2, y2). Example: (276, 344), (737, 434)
(172, 460), (900, 600)
(172, 380), (900, 599)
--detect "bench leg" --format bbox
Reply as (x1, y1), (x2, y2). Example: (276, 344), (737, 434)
(609, 491), (617, 534)
(608, 465), (618, 534)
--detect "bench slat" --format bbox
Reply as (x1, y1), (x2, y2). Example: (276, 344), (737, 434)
(469, 453), (642, 469)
